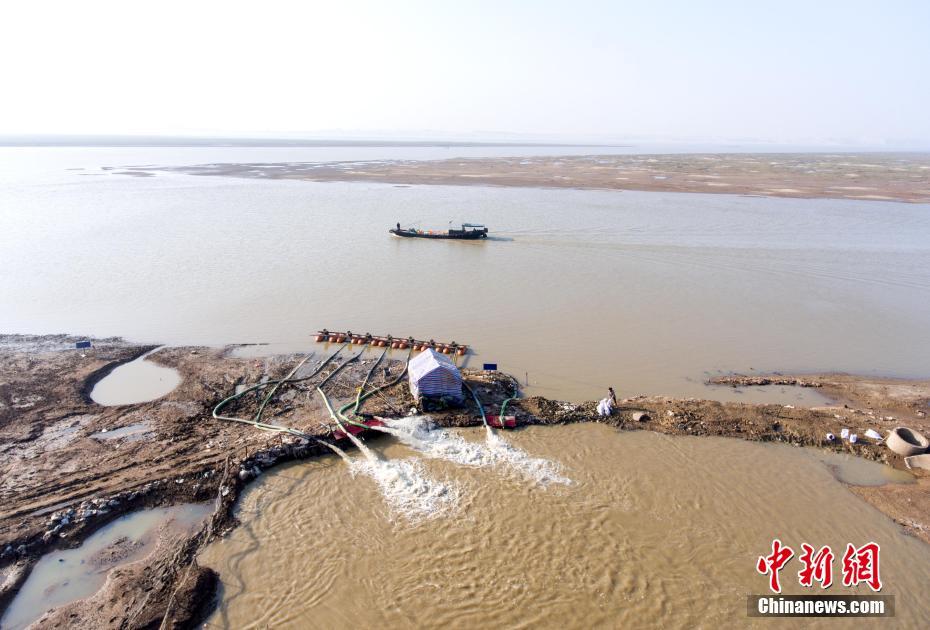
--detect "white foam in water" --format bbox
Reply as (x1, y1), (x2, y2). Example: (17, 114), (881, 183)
(484, 426), (572, 486)
(380, 416), (571, 486)
(378, 417), (493, 467)
(349, 457), (460, 521)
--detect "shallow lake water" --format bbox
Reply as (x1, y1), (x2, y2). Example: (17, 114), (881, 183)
(2, 147), (929, 405)
(198, 424), (928, 628)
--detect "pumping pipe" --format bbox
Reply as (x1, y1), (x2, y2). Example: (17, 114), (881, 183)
(463, 382), (489, 429)
(354, 348), (387, 414)
(336, 349), (413, 429)
(212, 343), (352, 458)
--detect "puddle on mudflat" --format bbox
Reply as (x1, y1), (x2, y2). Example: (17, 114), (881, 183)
(703, 383), (832, 407)
(89, 422), (153, 442)
(809, 448), (915, 486)
(200, 425), (930, 629)
(1, 503), (210, 630)
(90, 347), (181, 406)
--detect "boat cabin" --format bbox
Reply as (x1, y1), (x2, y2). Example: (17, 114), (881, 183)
(449, 223), (488, 237)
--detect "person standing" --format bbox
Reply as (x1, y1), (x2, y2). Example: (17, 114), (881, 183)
(608, 387), (617, 406)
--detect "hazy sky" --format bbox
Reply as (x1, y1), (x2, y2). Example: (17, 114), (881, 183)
(2, 0), (928, 146)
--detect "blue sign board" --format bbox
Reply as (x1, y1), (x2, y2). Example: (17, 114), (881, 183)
(483, 363), (498, 371)
(75, 341), (92, 349)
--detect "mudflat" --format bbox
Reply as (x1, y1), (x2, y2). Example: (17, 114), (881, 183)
(130, 152), (930, 203)
(2, 334), (930, 627)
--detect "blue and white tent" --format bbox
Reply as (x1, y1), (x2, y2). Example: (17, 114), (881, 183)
(408, 349), (463, 401)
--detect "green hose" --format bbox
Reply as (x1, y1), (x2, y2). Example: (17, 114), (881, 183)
(213, 344), (410, 452)
(213, 342), (348, 426)
(337, 349), (412, 429)
(214, 390), (348, 459)
(211, 343), (351, 458)
(253, 352), (316, 421)
(463, 383), (488, 428)
(354, 348), (387, 414)
(317, 386), (347, 432)
(317, 347), (365, 389)
(499, 397), (517, 420)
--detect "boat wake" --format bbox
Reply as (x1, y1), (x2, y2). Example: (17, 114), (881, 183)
(349, 457), (461, 522)
(377, 416), (571, 486)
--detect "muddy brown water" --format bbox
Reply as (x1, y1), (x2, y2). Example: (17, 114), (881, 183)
(199, 424), (929, 628)
(3, 148), (930, 405)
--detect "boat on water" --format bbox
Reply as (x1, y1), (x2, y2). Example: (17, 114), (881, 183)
(390, 223), (488, 239)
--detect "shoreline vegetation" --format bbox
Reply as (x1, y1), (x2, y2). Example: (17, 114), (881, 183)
(2, 334), (930, 627)
(119, 152), (930, 203)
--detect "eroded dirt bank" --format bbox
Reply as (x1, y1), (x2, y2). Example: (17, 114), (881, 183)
(1, 334), (929, 628)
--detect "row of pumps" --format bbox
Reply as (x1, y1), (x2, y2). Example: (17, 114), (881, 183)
(314, 330), (468, 356)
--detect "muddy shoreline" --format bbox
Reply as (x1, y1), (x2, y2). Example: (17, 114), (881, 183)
(2, 334), (929, 628)
(119, 152), (930, 203)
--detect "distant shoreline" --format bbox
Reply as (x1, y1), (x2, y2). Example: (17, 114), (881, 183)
(3, 136), (927, 153)
(0, 135), (632, 149)
(122, 152), (930, 204)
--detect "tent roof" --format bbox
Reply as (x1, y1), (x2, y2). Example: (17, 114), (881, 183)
(408, 348), (462, 399)
(409, 348), (459, 381)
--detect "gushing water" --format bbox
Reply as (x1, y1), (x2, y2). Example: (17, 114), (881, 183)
(483, 425), (572, 486)
(373, 418), (490, 467)
(339, 423), (379, 464)
(377, 416), (571, 486)
(316, 384), (379, 463)
(321, 440), (352, 463)
(333, 415), (460, 520)
(349, 457), (460, 521)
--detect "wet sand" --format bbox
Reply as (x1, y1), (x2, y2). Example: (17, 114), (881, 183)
(2, 334), (930, 627)
(131, 152), (930, 203)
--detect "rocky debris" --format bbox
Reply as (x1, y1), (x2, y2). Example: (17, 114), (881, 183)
(10, 394), (44, 409)
(708, 375), (823, 388)
(8, 478), (224, 569)
(518, 397), (590, 424)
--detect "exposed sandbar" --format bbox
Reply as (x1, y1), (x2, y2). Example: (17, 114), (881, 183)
(127, 152), (930, 203)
